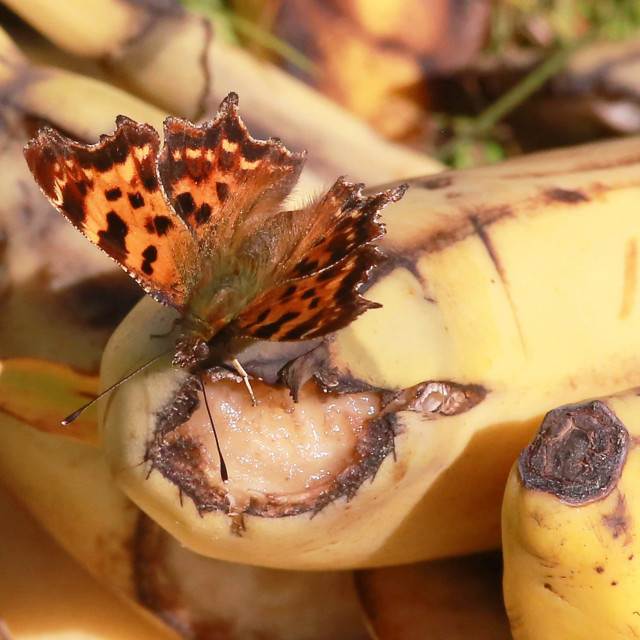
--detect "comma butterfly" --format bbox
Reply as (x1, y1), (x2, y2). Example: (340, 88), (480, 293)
(24, 93), (407, 378)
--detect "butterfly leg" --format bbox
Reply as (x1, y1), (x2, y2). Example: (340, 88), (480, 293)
(231, 358), (257, 406)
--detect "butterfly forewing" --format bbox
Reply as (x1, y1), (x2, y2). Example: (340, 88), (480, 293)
(158, 93), (306, 251)
(24, 118), (196, 310)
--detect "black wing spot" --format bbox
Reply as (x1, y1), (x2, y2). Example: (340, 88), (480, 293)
(105, 187), (122, 201)
(301, 288), (315, 300)
(128, 192), (145, 209)
(283, 285), (297, 298)
(216, 182), (229, 202)
(309, 297), (320, 310)
(219, 150), (235, 172)
(98, 211), (128, 258)
(141, 173), (159, 192)
(142, 245), (158, 261)
(154, 216), (174, 236)
(141, 244), (158, 275)
(256, 309), (270, 323)
(176, 192), (196, 215)
(195, 203), (212, 225)
(294, 259), (319, 277)
(61, 183), (86, 226)
(251, 311), (299, 339)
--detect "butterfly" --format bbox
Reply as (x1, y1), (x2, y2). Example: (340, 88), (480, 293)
(24, 92), (407, 377)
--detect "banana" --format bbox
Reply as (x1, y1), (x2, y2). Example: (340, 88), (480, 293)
(0, 486), (183, 640)
(502, 391), (640, 639)
(0, 361), (369, 640)
(356, 551), (511, 639)
(100, 132), (640, 570)
(3, 0), (441, 187)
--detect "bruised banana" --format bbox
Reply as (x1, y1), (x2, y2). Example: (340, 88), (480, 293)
(100, 133), (640, 570)
(502, 391), (640, 639)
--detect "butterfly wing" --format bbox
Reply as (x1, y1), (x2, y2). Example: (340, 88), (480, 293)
(234, 179), (408, 340)
(158, 92), (306, 251)
(24, 118), (196, 310)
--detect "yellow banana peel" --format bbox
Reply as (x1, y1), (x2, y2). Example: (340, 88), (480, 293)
(503, 391), (640, 639)
(0, 486), (182, 640)
(4, 0), (441, 187)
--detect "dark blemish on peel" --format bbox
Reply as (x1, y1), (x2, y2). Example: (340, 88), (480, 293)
(418, 175), (453, 190)
(470, 213), (526, 354)
(544, 187), (590, 204)
(620, 238), (637, 319)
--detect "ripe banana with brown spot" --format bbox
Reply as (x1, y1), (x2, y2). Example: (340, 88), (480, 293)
(100, 134), (640, 569)
(503, 391), (640, 639)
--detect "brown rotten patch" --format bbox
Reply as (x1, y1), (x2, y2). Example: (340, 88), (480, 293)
(518, 400), (629, 505)
(144, 372), (485, 520)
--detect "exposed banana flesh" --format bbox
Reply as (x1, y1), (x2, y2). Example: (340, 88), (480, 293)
(503, 391), (640, 639)
(101, 132), (640, 570)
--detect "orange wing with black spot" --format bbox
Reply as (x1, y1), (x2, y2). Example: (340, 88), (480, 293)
(24, 117), (196, 310)
(234, 179), (408, 341)
(158, 93), (305, 251)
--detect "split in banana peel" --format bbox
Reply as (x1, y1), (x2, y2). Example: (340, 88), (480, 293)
(503, 391), (640, 639)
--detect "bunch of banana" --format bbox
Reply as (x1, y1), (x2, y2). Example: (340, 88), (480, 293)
(503, 390), (640, 639)
(4, 0), (640, 635)
(1, 0), (440, 189)
(99, 129), (640, 570)
(0, 15), (431, 637)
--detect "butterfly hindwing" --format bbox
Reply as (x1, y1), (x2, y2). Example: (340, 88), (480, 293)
(235, 181), (407, 340)
(235, 246), (385, 340)
(24, 118), (196, 310)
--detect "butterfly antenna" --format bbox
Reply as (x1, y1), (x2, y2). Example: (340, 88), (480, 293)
(197, 373), (229, 482)
(62, 349), (173, 426)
